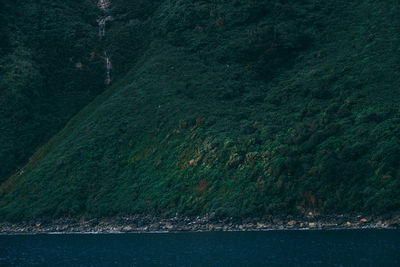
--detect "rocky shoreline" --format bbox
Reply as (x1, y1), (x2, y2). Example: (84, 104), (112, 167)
(1, 214), (399, 234)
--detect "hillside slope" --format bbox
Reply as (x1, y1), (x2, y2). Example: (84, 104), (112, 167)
(0, 0), (105, 182)
(1, 0), (400, 221)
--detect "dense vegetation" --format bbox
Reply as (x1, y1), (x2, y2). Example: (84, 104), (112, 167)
(1, 0), (399, 221)
(0, 0), (105, 182)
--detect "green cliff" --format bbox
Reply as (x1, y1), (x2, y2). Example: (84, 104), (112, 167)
(1, 0), (399, 221)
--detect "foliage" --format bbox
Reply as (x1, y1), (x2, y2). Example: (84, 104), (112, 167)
(0, 0), (105, 182)
(0, 0), (399, 221)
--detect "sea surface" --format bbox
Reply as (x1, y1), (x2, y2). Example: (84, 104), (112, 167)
(1, 230), (399, 266)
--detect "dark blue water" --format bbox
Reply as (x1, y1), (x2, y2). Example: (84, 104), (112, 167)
(1, 230), (399, 266)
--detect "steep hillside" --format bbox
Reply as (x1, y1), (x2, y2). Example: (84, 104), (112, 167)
(0, 0), (105, 182)
(1, 0), (400, 221)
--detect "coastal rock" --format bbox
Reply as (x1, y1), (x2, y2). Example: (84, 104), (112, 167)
(257, 222), (265, 228)
(123, 226), (133, 232)
(245, 223), (255, 229)
(1, 215), (399, 234)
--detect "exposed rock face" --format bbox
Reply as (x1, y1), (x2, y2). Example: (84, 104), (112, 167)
(98, 0), (111, 10)
(96, 1), (112, 84)
(105, 52), (112, 85)
(98, 18), (106, 37)
(97, 16), (113, 38)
